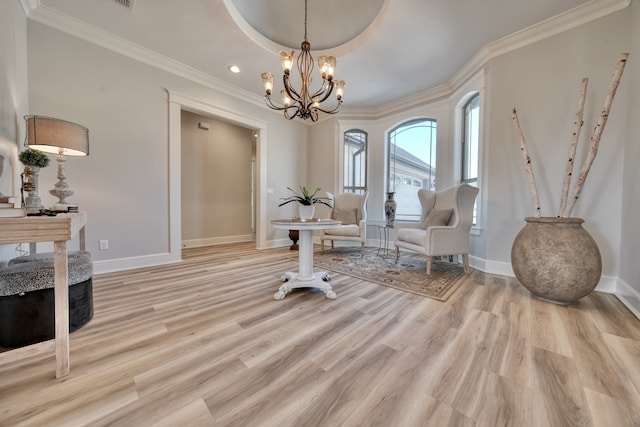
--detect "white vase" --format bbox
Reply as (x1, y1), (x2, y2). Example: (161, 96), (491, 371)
(298, 205), (315, 220)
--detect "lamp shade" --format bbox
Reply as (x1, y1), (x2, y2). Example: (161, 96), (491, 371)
(25, 115), (89, 156)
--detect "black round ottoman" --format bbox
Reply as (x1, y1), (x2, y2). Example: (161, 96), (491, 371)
(0, 255), (94, 348)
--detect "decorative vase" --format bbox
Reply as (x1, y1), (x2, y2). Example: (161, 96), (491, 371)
(384, 192), (396, 226)
(511, 217), (602, 304)
(298, 204), (315, 220)
(22, 165), (44, 214)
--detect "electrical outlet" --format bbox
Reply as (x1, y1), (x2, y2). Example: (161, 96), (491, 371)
(99, 240), (109, 250)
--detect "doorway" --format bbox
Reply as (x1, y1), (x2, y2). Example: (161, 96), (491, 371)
(167, 90), (268, 262)
(180, 110), (256, 248)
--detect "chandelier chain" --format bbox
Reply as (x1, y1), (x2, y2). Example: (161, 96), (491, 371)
(304, 0), (308, 42)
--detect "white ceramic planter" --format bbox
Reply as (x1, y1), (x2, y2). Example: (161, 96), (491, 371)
(298, 205), (315, 219)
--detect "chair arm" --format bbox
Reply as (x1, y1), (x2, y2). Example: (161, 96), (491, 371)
(424, 225), (471, 254)
(394, 222), (422, 231)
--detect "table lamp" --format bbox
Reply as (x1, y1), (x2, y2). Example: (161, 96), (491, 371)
(24, 115), (89, 212)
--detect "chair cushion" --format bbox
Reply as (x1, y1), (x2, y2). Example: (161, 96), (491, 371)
(333, 208), (358, 225)
(397, 228), (426, 245)
(325, 224), (361, 236)
(419, 208), (453, 229)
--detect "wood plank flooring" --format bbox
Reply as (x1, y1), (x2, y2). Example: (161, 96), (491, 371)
(1, 243), (640, 426)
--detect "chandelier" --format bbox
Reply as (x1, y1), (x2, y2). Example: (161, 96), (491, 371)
(261, 0), (345, 122)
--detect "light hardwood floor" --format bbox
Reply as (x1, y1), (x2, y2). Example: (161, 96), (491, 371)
(1, 243), (640, 426)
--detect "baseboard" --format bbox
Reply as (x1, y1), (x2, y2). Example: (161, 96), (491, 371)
(182, 235), (254, 248)
(261, 239), (294, 249)
(615, 278), (640, 320)
(93, 252), (180, 275)
(469, 255), (618, 295)
(469, 255), (514, 277)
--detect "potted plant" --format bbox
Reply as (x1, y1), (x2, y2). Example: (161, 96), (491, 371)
(19, 148), (50, 169)
(18, 148), (50, 214)
(510, 53), (628, 304)
(278, 186), (332, 219)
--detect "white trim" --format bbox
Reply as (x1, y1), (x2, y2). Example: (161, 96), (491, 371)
(93, 252), (179, 275)
(615, 278), (640, 320)
(19, 0), (39, 16)
(261, 239), (294, 249)
(470, 255), (620, 295)
(25, 0), (630, 119)
(182, 235), (254, 249)
(26, 4), (265, 109)
(347, 0), (631, 118)
(167, 90), (269, 258)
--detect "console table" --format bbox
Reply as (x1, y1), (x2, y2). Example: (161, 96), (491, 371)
(0, 212), (87, 378)
(271, 219), (341, 300)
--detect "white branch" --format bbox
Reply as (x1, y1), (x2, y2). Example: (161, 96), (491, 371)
(559, 77), (588, 217)
(512, 108), (541, 217)
(564, 52), (629, 217)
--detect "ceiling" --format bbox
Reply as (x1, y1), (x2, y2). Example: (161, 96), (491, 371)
(34, 0), (597, 109)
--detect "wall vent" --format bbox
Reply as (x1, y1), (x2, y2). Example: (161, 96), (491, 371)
(113, 0), (135, 10)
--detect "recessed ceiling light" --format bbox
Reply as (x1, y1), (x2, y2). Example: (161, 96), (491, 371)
(229, 65), (240, 74)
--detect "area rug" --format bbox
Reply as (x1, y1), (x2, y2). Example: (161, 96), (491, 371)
(311, 247), (467, 301)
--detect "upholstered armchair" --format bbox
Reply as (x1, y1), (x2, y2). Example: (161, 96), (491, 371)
(394, 184), (479, 275)
(321, 192), (369, 254)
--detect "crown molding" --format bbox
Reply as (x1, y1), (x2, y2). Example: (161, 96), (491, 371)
(366, 0), (632, 118)
(26, 4), (265, 109)
(486, 0), (631, 59)
(25, 0), (631, 120)
(19, 0), (39, 16)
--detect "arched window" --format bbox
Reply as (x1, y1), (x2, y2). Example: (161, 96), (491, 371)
(462, 94), (479, 186)
(387, 119), (437, 221)
(462, 94), (480, 224)
(343, 129), (367, 194)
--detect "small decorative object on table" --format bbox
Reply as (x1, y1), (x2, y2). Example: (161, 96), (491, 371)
(18, 148), (50, 215)
(278, 186), (332, 220)
(510, 53), (628, 304)
(384, 192), (396, 226)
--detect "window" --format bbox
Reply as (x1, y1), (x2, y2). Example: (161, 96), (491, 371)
(387, 119), (437, 221)
(462, 94), (480, 223)
(343, 129), (367, 194)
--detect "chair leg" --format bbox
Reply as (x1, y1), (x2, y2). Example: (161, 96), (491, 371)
(394, 246), (399, 263)
(426, 256), (433, 276)
(320, 238), (324, 251)
(331, 241), (334, 249)
(361, 242), (365, 256)
(463, 254), (470, 274)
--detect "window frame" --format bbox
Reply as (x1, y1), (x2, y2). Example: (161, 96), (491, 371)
(461, 93), (480, 226)
(342, 128), (368, 194)
(386, 118), (438, 222)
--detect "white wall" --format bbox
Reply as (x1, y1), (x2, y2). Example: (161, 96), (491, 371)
(25, 20), (309, 272)
(181, 111), (254, 246)
(0, 1), (28, 263)
(619, 0), (640, 313)
(485, 10), (629, 279)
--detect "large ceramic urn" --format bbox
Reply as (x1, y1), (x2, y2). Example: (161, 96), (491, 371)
(511, 217), (602, 304)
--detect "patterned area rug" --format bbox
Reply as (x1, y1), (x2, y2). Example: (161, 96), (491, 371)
(312, 247), (467, 301)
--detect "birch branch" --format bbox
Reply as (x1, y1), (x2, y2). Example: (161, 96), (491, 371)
(558, 77), (588, 217)
(564, 52), (629, 217)
(512, 108), (541, 217)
